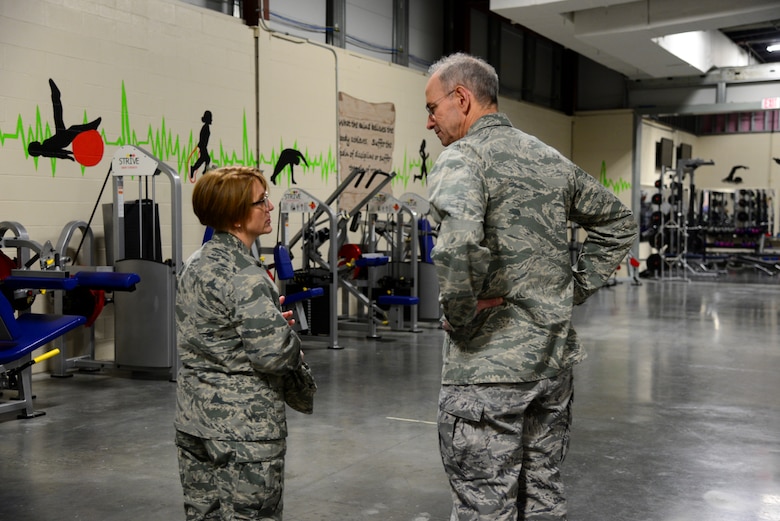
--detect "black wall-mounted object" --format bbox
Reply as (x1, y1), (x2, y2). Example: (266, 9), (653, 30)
(656, 138), (674, 169)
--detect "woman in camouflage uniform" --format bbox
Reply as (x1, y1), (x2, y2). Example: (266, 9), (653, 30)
(174, 166), (303, 520)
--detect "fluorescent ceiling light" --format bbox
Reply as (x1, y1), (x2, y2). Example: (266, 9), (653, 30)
(768, 43), (780, 53)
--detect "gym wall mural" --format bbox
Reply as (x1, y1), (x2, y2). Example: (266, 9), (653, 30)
(25, 79), (105, 169)
(337, 92), (395, 212)
(598, 160), (632, 195)
(188, 110), (213, 181)
(416, 139), (429, 183)
(271, 148), (308, 186)
(2, 80), (431, 190)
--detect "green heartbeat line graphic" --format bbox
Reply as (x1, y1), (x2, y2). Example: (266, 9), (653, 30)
(0, 81), (431, 185)
(599, 160), (631, 194)
(106, 82), (258, 173)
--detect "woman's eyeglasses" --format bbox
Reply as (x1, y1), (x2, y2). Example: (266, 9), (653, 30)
(251, 192), (270, 209)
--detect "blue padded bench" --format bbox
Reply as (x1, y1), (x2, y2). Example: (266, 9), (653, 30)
(377, 295), (419, 307)
(355, 255), (390, 268)
(1, 271), (139, 293)
(0, 294), (85, 418)
(72, 271), (140, 291)
(0, 269), (137, 418)
(418, 218), (434, 264)
(377, 295), (419, 334)
(284, 287), (324, 306)
(274, 245), (325, 331)
(1, 275), (79, 291)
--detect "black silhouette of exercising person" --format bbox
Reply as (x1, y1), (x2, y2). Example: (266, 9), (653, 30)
(271, 148), (308, 185)
(414, 139), (429, 182)
(722, 165), (747, 184)
(190, 110), (212, 180)
(27, 79), (101, 161)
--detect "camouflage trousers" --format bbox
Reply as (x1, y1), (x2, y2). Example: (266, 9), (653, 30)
(175, 431), (286, 521)
(437, 370), (573, 521)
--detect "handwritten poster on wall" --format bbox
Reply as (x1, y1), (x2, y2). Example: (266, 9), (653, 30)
(338, 92), (396, 212)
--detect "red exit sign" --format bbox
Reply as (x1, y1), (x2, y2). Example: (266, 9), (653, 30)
(762, 97), (780, 109)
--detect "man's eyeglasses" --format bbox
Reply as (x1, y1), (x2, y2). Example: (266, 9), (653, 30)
(251, 192), (271, 209)
(426, 89), (457, 118)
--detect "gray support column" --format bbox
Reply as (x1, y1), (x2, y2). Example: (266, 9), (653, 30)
(632, 112), (643, 262)
(327, 0), (346, 48)
(392, 0), (409, 66)
(716, 81), (727, 104)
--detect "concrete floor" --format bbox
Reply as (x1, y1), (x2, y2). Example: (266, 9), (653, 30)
(1, 278), (780, 521)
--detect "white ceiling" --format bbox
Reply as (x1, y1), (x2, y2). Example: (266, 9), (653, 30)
(490, 0), (780, 80)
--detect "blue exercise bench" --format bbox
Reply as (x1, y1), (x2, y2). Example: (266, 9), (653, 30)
(274, 245), (324, 332)
(1, 271), (139, 293)
(418, 218), (435, 264)
(204, 231), (324, 332)
(0, 270), (141, 414)
(0, 292), (85, 418)
(377, 295), (420, 307)
(71, 271), (140, 292)
(352, 255), (419, 338)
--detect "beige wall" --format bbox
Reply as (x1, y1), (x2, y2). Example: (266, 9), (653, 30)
(504, 101), (572, 158)
(0, 0), (576, 268)
(0, 1), (470, 366)
(572, 110), (635, 208)
(3, 0), (779, 369)
(254, 29), (435, 224)
(1, 0), (258, 365)
(636, 121), (779, 197)
(695, 132), (780, 241)
(1, 0), (256, 259)
(695, 133), (779, 191)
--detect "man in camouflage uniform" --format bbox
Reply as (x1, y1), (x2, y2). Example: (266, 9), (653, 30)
(175, 167), (303, 520)
(424, 53), (638, 520)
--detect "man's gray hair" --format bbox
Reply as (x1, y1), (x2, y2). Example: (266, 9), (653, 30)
(428, 53), (499, 106)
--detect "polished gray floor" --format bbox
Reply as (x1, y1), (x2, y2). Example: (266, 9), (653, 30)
(2, 278), (780, 521)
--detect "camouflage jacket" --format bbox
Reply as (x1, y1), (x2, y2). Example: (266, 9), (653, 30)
(174, 231), (301, 441)
(427, 113), (637, 384)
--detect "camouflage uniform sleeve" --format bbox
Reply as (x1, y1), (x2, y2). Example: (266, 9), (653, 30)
(569, 166), (638, 304)
(427, 146), (492, 329)
(230, 266), (302, 375)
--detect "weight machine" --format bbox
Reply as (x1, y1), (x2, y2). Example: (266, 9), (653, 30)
(655, 159), (715, 280)
(645, 157), (777, 280)
(701, 187), (777, 275)
(1, 145), (180, 381)
(1, 288), (83, 418)
(277, 167), (396, 349)
(397, 192), (440, 321)
(1, 220), (141, 377)
(0, 220), (140, 417)
(104, 145), (182, 379)
(357, 191), (422, 336)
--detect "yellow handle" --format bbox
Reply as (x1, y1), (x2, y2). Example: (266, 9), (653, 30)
(33, 348), (61, 364)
